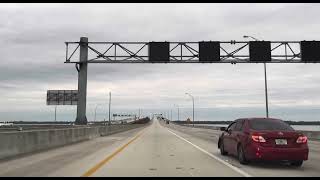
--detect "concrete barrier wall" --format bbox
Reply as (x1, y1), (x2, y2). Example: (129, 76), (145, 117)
(175, 123), (221, 130)
(297, 130), (320, 141)
(0, 123), (149, 160)
(173, 123), (320, 141)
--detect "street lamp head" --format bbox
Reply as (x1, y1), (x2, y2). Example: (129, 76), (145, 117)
(243, 35), (260, 41)
(185, 93), (194, 99)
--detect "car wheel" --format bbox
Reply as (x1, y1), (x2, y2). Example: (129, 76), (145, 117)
(291, 160), (303, 167)
(220, 140), (228, 155)
(237, 145), (249, 165)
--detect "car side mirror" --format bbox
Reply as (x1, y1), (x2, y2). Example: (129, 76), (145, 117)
(220, 127), (226, 131)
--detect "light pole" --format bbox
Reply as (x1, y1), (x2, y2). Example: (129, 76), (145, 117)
(94, 104), (100, 122)
(185, 93), (195, 127)
(174, 104), (180, 121)
(108, 92), (111, 126)
(138, 108), (142, 119)
(264, 62), (269, 118)
(243, 35), (269, 118)
(54, 105), (57, 122)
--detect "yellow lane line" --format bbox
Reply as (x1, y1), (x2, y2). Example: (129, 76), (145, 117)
(81, 127), (148, 177)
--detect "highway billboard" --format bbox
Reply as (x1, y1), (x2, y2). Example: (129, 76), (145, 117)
(47, 90), (78, 105)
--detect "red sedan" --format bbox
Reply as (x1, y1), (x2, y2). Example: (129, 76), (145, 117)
(218, 118), (309, 167)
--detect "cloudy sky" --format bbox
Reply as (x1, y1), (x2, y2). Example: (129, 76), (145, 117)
(1, 3), (320, 122)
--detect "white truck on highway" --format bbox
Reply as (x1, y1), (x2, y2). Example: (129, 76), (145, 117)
(0, 121), (14, 127)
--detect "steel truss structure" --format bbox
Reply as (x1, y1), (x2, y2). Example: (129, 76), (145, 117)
(64, 40), (314, 64)
(65, 37), (320, 125)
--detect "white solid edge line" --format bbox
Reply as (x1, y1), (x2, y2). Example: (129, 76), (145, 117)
(166, 128), (252, 177)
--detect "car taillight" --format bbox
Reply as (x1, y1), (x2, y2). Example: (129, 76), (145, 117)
(296, 136), (308, 144)
(251, 135), (266, 143)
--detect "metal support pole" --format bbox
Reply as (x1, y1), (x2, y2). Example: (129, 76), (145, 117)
(186, 93), (195, 126)
(181, 44), (182, 61)
(109, 92), (111, 126)
(55, 105), (57, 122)
(192, 97), (194, 126)
(264, 63), (269, 118)
(94, 105), (98, 122)
(170, 109), (172, 121)
(75, 37), (88, 125)
(178, 107), (180, 121)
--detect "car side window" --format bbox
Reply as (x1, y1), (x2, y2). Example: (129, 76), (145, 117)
(234, 120), (244, 131)
(227, 122), (236, 131)
(239, 120), (245, 131)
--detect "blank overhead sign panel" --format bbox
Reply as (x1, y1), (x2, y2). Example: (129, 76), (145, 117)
(47, 90), (78, 105)
(301, 41), (320, 62)
(199, 41), (220, 62)
(249, 41), (271, 62)
(149, 42), (170, 62)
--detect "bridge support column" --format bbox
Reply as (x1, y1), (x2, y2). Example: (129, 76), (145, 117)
(75, 37), (88, 125)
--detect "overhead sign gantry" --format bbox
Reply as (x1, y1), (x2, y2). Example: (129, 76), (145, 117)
(64, 37), (320, 125)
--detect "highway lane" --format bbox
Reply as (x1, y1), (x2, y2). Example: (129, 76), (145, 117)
(164, 121), (320, 177)
(89, 119), (245, 177)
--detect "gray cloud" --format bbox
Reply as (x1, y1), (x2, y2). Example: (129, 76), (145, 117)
(1, 3), (320, 122)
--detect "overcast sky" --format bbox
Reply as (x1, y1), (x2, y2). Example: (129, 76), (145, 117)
(1, 3), (320, 122)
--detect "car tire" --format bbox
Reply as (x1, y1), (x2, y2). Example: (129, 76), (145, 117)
(220, 140), (228, 156)
(237, 145), (249, 165)
(291, 160), (303, 167)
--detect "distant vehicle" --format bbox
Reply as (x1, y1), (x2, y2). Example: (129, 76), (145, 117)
(218, 118), (309, 167)
(0, 121), (13, 127)
(111, 121), (121, 125)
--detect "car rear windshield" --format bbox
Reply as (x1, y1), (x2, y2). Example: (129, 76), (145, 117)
(249, 119), (294, 131)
